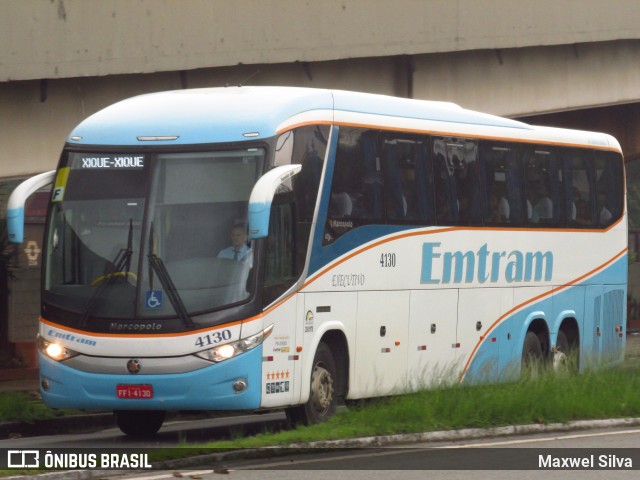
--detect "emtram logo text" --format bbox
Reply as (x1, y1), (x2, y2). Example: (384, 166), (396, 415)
(421, 242), (553, 284)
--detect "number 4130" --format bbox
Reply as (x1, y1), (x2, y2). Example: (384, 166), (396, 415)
(195, 329), (232, 348)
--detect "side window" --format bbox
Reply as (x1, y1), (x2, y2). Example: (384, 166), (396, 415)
(353, 131), (383, 220)
(382, 136), (434, 224)
(276, 125), (329, 273)
(325, 128), (383, 244)
(291, 125), (329, 223)
(262, 200), (295, 307)
(524, 147), (564, 225)
(480, 143), (523, 225)
(564, 149), (623, 229)
(594, 150), (623, 227)
(565, 149), (595, 228)
(433, 137), (481, 225)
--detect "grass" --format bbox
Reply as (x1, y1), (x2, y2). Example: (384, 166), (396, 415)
(3, 358), (640, 463)
(2, 359), (640, 470)
(0, 392), (75, 423)
(142, 360), (640, 464)
(189, 360), (640, 450)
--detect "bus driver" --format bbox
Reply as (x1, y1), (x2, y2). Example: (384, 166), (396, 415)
(217, 225), (252, 263)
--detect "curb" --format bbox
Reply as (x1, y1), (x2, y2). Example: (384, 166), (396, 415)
(156, 417), (640, 469)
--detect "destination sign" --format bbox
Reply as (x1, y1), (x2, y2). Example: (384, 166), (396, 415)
(76, 155), (145, 169)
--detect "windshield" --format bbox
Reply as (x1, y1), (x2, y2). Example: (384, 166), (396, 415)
(44, 148), (265, 322)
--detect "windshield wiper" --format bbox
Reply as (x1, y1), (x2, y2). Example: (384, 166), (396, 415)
(147, 223), (195, 329)
(78, 219), (134, 327)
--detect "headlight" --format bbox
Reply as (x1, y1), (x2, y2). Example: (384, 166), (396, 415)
(37, 334), (78, 361)
(195, 324), (274, 363)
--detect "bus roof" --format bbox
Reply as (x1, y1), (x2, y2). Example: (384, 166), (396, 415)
(67, 86), (620, 152)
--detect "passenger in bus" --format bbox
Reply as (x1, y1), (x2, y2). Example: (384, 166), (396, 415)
(217, 225), (252, 263)
(488, 185), (510, 223)
(329, 191), (353, 218)
(529, 181), (553, 223)
(572, 188), (591, 226)
(598, 194), (613, 225)
(355, 171), (383, 218)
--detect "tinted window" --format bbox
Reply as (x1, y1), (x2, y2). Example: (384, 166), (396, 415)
(276, 124), (329, 272)
(323, 127), (623, 243)
(594, 150), (624, 227)
(433, 137), (481, 225)
(382, 135), (434, 224)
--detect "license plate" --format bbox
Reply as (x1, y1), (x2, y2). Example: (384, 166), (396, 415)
(116, 384), (153, 399)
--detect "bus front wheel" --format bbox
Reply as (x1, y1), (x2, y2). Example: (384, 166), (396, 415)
(114, 410), (165, 437)
(286, 343), (337, 426)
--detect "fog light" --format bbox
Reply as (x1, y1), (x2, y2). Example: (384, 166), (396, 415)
(233, 379), (247, 393)
(41, 378), (50, 391)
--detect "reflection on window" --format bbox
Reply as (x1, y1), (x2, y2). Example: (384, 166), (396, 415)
(433, 138), (480, 225)
(263, 202), (295, 307)
(523, 148), (562, 225)
(276, 125), (329, 276)
(481, 144), (520, 225)
(322, 127), (624, 245)
(383, 137), (433, 223)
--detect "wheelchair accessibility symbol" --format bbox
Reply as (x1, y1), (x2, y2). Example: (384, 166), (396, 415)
(145, 290), (163, 309)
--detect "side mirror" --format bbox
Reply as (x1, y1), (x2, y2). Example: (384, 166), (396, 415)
(248, 164), (301, 240)
(6, 170), (56, 243)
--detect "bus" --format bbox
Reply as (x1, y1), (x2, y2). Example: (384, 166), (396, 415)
(7, 87), (627, 436)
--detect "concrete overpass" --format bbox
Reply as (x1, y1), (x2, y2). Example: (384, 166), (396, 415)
(2, 0), (640, 177)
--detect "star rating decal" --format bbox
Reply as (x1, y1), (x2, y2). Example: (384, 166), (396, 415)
(266, 371), (290, 380)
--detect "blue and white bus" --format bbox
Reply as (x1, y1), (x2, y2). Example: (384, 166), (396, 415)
(7, 87), (626, 436)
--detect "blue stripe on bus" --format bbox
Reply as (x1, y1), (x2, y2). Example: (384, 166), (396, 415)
(463, 254), (627, 384)
(309, 223), (417, 275)
(38, 345), (263, 411)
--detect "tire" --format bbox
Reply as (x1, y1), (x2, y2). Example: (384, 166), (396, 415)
(553, 330), (578, 373)
(286, 343), (337, 426)
(115, 410), (165, 437)
(522, 331), (543, 374)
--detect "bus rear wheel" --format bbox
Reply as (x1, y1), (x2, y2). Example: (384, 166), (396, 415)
(522, 331), (544, 375)
(114, 410), (165, 437)
(286, 343), (337, 426)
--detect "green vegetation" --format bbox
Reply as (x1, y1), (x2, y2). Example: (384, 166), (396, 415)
(2, 362), (640, 439)
(2, 361), (640, 468)
(0, 392), (74, 423)
(196, 361), (640, 450)
(143, 360), (640, 464)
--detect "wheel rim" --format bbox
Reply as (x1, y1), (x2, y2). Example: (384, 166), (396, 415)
(310, 363), (334, 415)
